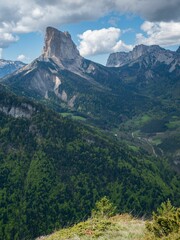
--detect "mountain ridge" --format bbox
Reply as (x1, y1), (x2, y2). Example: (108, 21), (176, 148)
(0, 59), (26, 78)
(106, 44), (180, 69)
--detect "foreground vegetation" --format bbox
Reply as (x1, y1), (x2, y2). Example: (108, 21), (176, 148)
(42, 214), (145, 240)
(145, 200), (180, 240)
(39, 199), (180, 240)
(40, 197), (146, 240)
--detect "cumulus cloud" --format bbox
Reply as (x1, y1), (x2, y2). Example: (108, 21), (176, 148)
(0, 0), (180, 50)
(136, 21), (180, 46)
(78, 28), (133, 56)
(114, 0), (180, 22)
(0, 1), (112, 34)
(0, 32), (19, 48)
(17, 54), (28, 62)
(0, 0), (180, 33)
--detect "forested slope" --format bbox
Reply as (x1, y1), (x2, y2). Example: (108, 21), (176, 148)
(0, 85), (179, 239)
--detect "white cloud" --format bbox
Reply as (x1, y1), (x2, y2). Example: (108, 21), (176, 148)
(114, 0), (180, 22)
(0, 1), (112, 34)
(0, 32), (19, 48)
(17, 54), (27, 61)
(78, 28), (133, 56)
(0, 0), (180, 50)
(136, 21), (180, 46)
(0, 0), (180, 34)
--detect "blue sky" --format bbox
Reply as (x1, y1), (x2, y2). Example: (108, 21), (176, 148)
(0, 1), (180, 65)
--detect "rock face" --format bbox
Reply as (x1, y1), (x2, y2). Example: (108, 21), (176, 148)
(106, 52), (129, 67)
(42, 27), (82, 70)
(130, 45), (161, 60)
(0, 84), (36, 118)
(0, 59), (25, 78)
(106, 44), (180, 69)
(0, 104), (35, 118)
(106, 45), (155, 67)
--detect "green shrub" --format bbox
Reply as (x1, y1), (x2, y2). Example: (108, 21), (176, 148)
(146, 200), (180, 238)
(91, 196), (117, 218)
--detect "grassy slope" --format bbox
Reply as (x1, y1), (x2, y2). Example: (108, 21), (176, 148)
(38, 214), (146, 240)
(37, 212), (180, 240)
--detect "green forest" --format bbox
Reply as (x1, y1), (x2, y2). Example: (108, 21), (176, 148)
(0, 86), (180, 239)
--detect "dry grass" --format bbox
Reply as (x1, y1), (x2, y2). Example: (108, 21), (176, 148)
(39, 214), (146, 240)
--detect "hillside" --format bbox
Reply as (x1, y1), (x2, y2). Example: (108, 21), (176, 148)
(0, 84), (180, 239)
(39, 214), (146, 240)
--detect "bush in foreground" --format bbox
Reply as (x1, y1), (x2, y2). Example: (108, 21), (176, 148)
(145, 200), (180, 239)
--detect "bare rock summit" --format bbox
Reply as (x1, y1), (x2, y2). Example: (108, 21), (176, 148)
(42, 27), (82, 69)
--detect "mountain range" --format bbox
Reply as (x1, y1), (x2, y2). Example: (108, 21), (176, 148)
(0, 26), (180, 239)
(0, 59), (25, 78)
(107, 44), (180, 68)
(1, 27), (179, 169)
(1, 27), (151, 128)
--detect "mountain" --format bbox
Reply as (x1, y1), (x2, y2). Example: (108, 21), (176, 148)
(42, 26), (83, 71)
(0, 83), (180, 239)
(106, 44), (180, 100)
(1, 27), (152, 128)
(0, 59), (25, 78)
(106, 44), (180, 69)
(1, 27), (179, 169)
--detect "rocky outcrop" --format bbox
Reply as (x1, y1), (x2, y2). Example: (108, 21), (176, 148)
(106, 45), (155, 67)
(42, 27), (83, 70)
(0, 103), (36, 118)
(106, 52), (129, 67)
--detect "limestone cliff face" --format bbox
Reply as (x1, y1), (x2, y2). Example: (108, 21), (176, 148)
(106, 45), (162, 67)
(42, 27), (82, 69)
(0, 103), (36, 118)
(106, 44), (180, 69)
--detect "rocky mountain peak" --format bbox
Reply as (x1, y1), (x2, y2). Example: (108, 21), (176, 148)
(106, 44), (160, 67)
(131, 44), (162, 59)
(131, 44), (148, 58)
(106, 44), (174, 67)
(42, 27), (81, 66)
